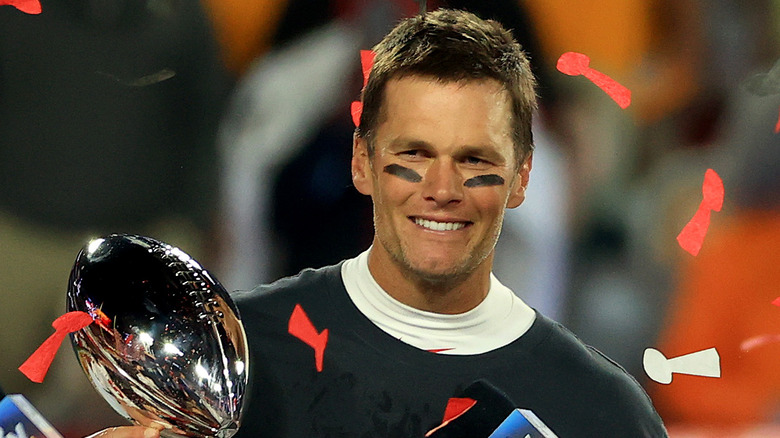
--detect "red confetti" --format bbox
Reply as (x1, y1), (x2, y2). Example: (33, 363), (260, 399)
(774, 106), (779, 134)
(425, 397), (477, 437)
(350, 101), (363, 128)
(359, 50), (375, 88)
(19, 311), (94, 383)
(772, 297), (780, 307)
(556, 51), (631, 109)
(441, 397), (477, 423)
(0, 0), (41, 14)
(427, 348), (454, 353)
(676, 169), (724, 256)
(350, 50), (376, 128)
(288, 304), (328, 372)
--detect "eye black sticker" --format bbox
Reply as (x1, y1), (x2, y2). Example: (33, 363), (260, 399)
(463, 174), (505, 187)
(384, 164), (422, 183)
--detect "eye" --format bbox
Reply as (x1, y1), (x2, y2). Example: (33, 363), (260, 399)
(398, 149), (428, 160)
(464, 156), (488, 166)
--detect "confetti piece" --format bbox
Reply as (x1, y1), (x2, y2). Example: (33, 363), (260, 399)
(97, 69), (176, 87)
(288, 304), (328, 372)
(741, 60), (780, 132)
(350, 101), (363, 128)
(556, 51), (631, 109)
(676, 168), (724, 256)
(359, 50), (375, 88)
(425, 397), (477, 437)
(442, 398), (477, 423)
(19, 312), (94, 383)
(427, 348), (454, 353)
(743, 58), (780, 96)
(772, 297), (780, 307)
(0, 0), (41, 14)
(351, 50), (376, 128)
(740, 334), (780, 352)
(643, 347), (721, 385)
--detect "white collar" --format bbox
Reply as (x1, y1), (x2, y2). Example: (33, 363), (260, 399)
(341, 248), (536, 355)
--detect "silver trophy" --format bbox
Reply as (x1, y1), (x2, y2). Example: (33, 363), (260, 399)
(66, 234), (249, 438)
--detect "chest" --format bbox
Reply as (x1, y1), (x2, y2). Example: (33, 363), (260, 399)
(242, 325), (551, 438)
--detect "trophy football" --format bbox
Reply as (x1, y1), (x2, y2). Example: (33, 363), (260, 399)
(65, 234), (249, 438)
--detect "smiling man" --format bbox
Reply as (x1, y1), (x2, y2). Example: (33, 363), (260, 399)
(90, 8), (666, 438)
(231, 10), (665, 437)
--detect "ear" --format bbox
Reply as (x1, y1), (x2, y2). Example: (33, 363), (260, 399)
(352, 134), (374, 196)
(506, 152), (532, 209)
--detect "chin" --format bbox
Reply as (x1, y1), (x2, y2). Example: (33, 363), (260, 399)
(404, 256), (476, 284)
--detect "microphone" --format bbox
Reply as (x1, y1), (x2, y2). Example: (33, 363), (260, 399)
(426, 380), (558, 438)
(0, 394), (63, 438)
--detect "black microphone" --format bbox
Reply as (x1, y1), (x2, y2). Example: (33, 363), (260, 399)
(427, 380), (558, 438)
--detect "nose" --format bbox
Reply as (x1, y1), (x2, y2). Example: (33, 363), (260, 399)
(421, 159), (464, 206)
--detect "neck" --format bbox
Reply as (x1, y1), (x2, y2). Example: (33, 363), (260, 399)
(366, 244), (493, 314)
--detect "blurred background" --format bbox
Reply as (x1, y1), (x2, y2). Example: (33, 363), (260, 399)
(0, 0), (778, 436)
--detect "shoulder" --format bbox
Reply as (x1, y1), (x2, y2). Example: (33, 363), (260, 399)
(534, 315), (645, 395)
(232, 262), (343, 301)
(230, 262), (344, 322)
(526, 315), (667, 436)
(529, 315), (628, 376)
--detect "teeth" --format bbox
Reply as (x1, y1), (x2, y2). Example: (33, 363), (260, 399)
(414, 218), (467, 231)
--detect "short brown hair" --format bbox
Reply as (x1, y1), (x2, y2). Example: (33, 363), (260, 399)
(356, 9), (537, 165)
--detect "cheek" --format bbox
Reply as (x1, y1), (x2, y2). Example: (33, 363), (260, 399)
(468, 189), (508, 217)
(371, 175), (416, 220)
(377, 172), (417, 200)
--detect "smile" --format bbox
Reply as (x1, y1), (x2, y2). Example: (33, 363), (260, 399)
(412, 217), (470, 231)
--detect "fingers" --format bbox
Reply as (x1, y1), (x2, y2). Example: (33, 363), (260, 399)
(85, 426), (160, 438)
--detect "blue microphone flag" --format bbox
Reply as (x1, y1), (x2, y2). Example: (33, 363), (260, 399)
(487, 408), (558, 438)
(0, 394), (63, 438)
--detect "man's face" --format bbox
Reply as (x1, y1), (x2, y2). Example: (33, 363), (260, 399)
(352, 76), (532, 282)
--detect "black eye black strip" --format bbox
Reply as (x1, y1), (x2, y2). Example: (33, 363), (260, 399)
(463, 174), (505, 187)
(384, 164), (422, 183)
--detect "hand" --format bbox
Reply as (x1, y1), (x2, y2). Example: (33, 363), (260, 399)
(85, 426), (161, 438)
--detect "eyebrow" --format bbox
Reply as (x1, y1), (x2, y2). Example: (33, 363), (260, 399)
(386, 138), (432, 152)
(388, 138), (507, 162)
(455, 146), (507, 166)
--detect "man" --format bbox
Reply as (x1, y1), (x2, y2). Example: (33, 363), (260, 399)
(94, 9), (666, 438)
